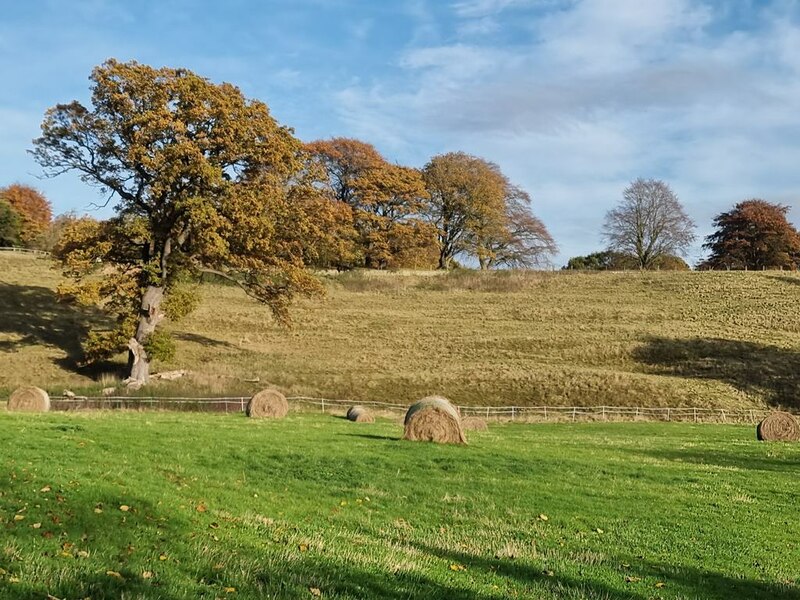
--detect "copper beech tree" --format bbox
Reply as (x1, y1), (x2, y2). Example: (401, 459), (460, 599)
(702, 199), (800, 270)
(33, 60), (321, 385)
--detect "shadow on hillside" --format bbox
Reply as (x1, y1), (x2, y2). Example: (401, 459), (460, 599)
(0, 282), (112, 375)
(411, 542), (798, 600)
(768, 275), (800, 287)
(172, 331), (239, 348)
(633, 337), (800, 410)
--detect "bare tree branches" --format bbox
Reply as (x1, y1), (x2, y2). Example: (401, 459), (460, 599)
(603, 179), (695, 270)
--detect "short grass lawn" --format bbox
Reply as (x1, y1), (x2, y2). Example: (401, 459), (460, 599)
(0, 412), (797, 599)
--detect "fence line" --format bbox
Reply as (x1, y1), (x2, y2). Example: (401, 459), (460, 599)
(43, 394), (786, 423)
(0, 246), (50, 255)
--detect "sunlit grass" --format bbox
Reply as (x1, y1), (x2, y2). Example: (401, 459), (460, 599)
(2, 253), (800, 410)
(0, 411), (797, 599)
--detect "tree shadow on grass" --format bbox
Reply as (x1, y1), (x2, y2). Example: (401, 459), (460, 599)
(412, 542), (799, 600)
(172, 331), (239, 349)
(633, 337), (800, 410)
(0, 282), (114, 376)
(635, 447), (800, 474)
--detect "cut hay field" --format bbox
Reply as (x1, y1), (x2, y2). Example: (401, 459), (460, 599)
(0, 412), (797, 599)
(2, 252), (800, 410)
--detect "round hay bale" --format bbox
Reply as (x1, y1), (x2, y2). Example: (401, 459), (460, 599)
(462, 417), (488, 431)
(246, 389), (288, 419)
(346, 406), (374, 423)
(403, 395), (466, 444)
(756, 411), (800, 442)
(8, 387), (50, 412)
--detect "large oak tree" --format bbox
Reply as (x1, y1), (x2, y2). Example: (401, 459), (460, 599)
(33, 59), (320, 385)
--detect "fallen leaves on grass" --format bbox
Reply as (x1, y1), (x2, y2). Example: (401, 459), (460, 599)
(106, 570), (123, 579)
(309, 587), (322, 596)
(119, 505), (130, 512)
(449, 563), (466, 571)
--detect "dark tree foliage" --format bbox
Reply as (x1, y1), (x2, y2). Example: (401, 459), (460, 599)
(701, 199), (800, 270)
(0, 200), (22, 247)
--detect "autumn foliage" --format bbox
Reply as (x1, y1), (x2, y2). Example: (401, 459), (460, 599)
(702, 199), (800, 270)
(34, 59), (322, 383)
(0, 184), (52, 246)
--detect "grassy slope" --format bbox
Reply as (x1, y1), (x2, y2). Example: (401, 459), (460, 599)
(0, 412), (797, 600)
(2, 253), (800, 409)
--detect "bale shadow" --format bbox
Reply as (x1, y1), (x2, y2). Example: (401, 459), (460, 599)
(633, 337), (800, 410)
(341, 432), (400, 442)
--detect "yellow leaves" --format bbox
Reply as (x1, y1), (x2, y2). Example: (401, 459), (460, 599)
(655, 582), (666, 589)
(223, 587), (236, 593)
(13, 514), (25, 522)
(196, 503), (207, 513)
(32, 522), (41, 529)
(625, 576), (641, 584)
(538, 514), (549, 522)
(119, 505), (130, 512)
(309, 587), (322, 597)
(298, 543), (309, 553)
(40, 485), (51, 493)
(449, 563), (466, 572)
(159, 553), (168, 561)
(94, 507), (103, 514)
(142, 571), (153, 579)
(106, 570), (123, 579)
(595, 528), (604, 534)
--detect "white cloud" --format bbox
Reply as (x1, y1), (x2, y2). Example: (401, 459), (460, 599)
(333, 0), (800, 264)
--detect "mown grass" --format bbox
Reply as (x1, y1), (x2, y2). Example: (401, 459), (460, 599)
(2, 253), (800, 410)
(0, 412), (797, 599)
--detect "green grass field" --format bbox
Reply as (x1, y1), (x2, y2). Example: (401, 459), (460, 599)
(2, 252), (800, 410)
(0, 412), (797, 599)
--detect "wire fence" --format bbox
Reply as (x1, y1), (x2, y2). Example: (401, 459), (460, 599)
(43, 394), (785, 424)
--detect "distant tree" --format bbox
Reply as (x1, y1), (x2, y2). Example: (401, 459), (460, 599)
(422, 152), (508, 269)
(653, 254), (690, 271)
(0, 184), (52, 247)
(33, 59), (321, 385)
(37, 212), (79, 252)
(564, 251), (635, 270)
(476, 185), (557, 269)
(701, 199), (800, 270)
(602, 179), (695, 270)
(0, 200), (22, 246)
(307, 138), (437, 269)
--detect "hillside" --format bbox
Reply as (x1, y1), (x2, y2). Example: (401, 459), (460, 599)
(1, 252), (799, 409)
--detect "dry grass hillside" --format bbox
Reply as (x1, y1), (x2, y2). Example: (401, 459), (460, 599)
(1, 252), (799, 409)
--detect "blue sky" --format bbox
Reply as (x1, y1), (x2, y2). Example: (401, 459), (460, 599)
(2, 0), (799, 265)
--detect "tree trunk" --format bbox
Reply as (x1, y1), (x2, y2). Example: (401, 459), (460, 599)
(438, 250), (449, 270)
(126, 286), (164, 386)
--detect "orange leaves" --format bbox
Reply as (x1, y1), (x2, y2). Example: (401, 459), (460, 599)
(0, 184), (52, 244)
